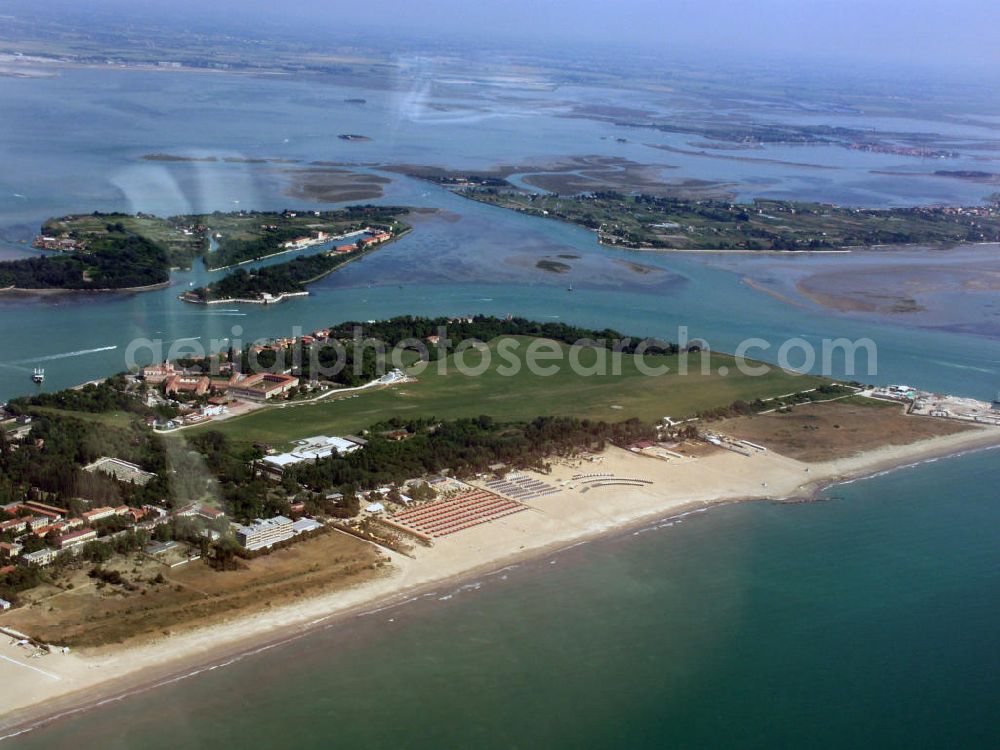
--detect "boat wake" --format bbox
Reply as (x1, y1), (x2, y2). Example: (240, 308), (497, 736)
(8, 345), (118, 365)
(926, 359), (996, 374)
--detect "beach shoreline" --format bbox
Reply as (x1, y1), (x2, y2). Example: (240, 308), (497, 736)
(1, 425), (999, 739)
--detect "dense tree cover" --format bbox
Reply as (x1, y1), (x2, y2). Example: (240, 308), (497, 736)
(0, 565), (44, 605)
(186, 416), (653, 521)
(41, 212), (206, 268)
(209, 228), (316, 269)
(290, 315), (676, 387)
(326, 315), (678, 355)
(186, 432), (281, 521)
(8, 376), (151, 416)
(0, 414), (167, 506)
(188, 249), (361, 301)
(290, 415), (656, 494)
(0, 233), (169, 289)
(80, 530), (148, 564)
(10, 206), (410, 292)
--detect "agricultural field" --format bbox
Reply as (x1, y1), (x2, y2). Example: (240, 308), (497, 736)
(460, 190), (1000, 250)
(39, 207), (410, 271)
(40, 213), (205, 268)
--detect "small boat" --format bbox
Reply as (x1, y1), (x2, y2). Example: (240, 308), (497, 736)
(567, 285), (573, 292)
(32, 368), (44, 384)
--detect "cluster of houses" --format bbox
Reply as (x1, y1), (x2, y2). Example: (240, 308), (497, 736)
(0, 493), (333, 577)
(0, 456), (172, 571)
(140, 310), (424, 425)
(868, 385), (1000, 425)
(138, 320), (410, 429)
(280, 226), (394, 256)
(334, 229), (392, 254)
(0, 498), (164, 569)
(0, 442), (337, 585)
(845, 142), (960, 159)
(143, 361), (299, 402)
(31, 234), (84, 252)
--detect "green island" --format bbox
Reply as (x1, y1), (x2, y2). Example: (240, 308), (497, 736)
(198, 206), (407, 270)
(0, 231), (171, 291)
(446, 186), (1000, 251)
(205, 338), (827, 449)
(622, 119), (962, 157)
(181, 222), (406, 304)
(0, 314), (831, 516)
(2, 207), (410, 296)
(1, 313), (984, 650)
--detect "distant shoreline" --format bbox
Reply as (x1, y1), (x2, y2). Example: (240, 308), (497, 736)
(179, 290), (309, 305)
(0, 280), (171, 296)
(604, 239), (1000, 255)
(1, 426), (998, 738)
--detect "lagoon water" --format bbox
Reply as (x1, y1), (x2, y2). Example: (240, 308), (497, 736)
(1, 67), (999, 746)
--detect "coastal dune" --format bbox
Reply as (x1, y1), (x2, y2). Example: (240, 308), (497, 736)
(1, 426), (999, 735)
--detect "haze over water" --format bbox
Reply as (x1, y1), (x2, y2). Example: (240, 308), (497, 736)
(2, 69), (1000, 401)
(1, 45), (999, 747)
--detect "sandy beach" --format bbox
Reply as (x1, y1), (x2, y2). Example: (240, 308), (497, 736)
(1, 425), (999, 737)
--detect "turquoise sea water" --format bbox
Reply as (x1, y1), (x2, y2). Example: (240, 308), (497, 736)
(0, 67), (998, 747)
(6, 448), (999, 748)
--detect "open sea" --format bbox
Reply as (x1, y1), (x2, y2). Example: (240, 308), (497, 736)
(0, 66), (998, 747)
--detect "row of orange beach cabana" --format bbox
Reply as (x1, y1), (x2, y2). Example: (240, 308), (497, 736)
(391, 489), (527, 537)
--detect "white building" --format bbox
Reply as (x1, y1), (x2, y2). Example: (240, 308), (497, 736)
(83, 457), (156, 486)
(233, 515), (294, 551)
(22, 548), (60, 567)
(81, 506), (117, 524)
(291, 517), (322, 535)
(260, 436), (362, 476)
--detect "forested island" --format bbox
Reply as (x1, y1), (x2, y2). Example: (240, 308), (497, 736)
(182, 249), (365, 304)
(3, 207), (410, 294)
(182, 218), (408, 304)
(0, 232), (170, 290)
(199, 206), (407, 270)
(444, 186), (1000, 251)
